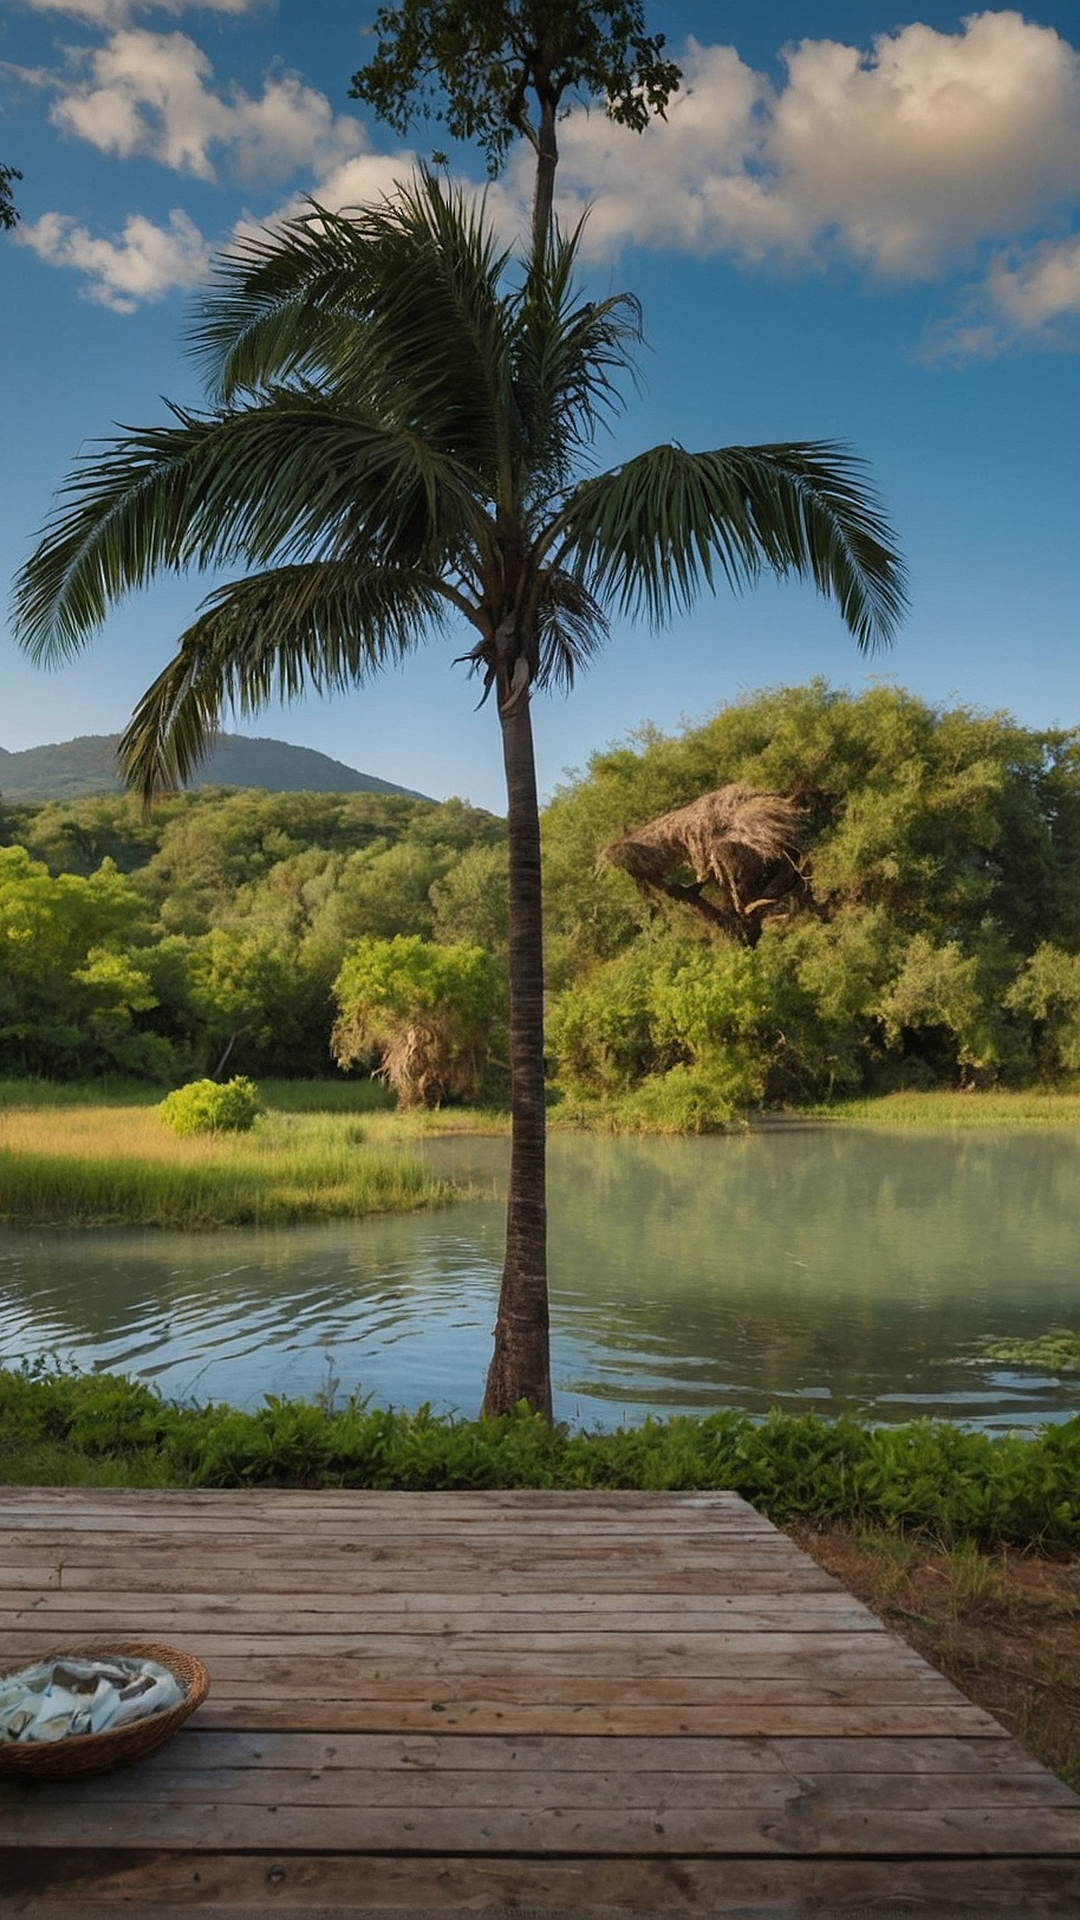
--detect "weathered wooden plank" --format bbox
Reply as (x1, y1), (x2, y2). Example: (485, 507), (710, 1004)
(15, 1762), (1073, 1813)
(4, 1797), (1080, 1854)
(0, 1579), (860, 1607)
(7, 1848), (1080, 1915)
(193, 1698), (1000, 1736)
(111, 1667), (965, 1709)
(0, 1600), (882, 1634)
(0, 1489), (752, 1508)
(56, 1728), (1024, 1774)
(0, 1629), (938, 1675)
(0, 1513), (777, 1537)
(0, 1565), (844, 1595)
(0, 1548), (807, 1579)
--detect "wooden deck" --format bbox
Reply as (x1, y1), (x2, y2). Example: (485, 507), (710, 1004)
(1, 1488), (1079, 1917)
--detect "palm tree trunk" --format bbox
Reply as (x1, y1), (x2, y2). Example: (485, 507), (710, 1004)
(482, 689), (551, 1420)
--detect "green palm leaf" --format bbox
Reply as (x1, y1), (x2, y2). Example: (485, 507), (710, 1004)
(14, 395), (489, 665)
(192, 180), (517, 496)
(117, 561), (445, 800)
(555, 441), (907, 648)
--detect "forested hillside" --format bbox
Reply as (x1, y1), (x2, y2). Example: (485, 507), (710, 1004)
(4, 683), (1080, 1116)
(0, 787), (505, 1083)
(0, 733), (429, 802)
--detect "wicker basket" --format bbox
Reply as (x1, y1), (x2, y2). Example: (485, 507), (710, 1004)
(0, 1639), (210, 1780)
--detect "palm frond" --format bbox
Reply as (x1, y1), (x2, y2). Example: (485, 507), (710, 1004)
(117, 561), (445, 802)
(533, 570), (609, 693)
(13, 395), (489, 664)
(554, 441), (908, 649)
(190, 177), (517, 493)
(512, 225), (642, 497)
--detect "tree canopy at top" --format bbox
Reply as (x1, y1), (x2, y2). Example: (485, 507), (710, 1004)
(350, 2), (680, 242)
(0, 164), (21, 233)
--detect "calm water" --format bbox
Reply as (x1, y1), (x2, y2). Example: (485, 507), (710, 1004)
(1, 1127), (1079, 1431)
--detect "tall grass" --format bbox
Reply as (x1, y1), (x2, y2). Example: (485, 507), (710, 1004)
(0, 1103), (455, 1227)
(806, 1089), (1080, 1127)
(0, 1077), (163, 1109)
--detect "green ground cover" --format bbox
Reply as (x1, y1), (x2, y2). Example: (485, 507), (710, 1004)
(2, 1366), (1078, 1550)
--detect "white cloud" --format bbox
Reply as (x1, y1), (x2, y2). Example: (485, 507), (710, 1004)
(555, 12), (1080, 281)
(17, 204), (211, 310)
(25, 0), (258, 24)
(19, 8), (1080, 350)
(928, 232), (1080, 359)
(48, 28), (365, 185)
(986, 235), (1080, 335)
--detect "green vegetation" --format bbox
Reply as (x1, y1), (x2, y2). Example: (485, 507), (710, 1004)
(973, 1331), (1080, 1374)
(2, 1365), (1078, 1550)
(349, 2), (681, 251)
(0, 1101), (454, 1227)
(9, 683), (1080, 1133)
(332, 937), (504, 1108)
(540, 682), (1080, 1124)
(805, 1090), (1080, 1126)
(159, 1075), (262, 1135)
(0, 788), (504, 1084)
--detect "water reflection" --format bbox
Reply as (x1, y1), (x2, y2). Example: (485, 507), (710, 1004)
(1, 1126), (1079, 1430)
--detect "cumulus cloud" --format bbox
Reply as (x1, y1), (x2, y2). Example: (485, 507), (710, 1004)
(25, 0), (257, 24)
(555, 12), (1080, 281)
(927, 232), (1080, 360)
(17, 8), (1080, 352)
(17, 204), (211, 310)
(46, 28), (364, 185)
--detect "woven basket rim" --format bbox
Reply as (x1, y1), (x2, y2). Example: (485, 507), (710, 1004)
(0, 1639), (209, 1776)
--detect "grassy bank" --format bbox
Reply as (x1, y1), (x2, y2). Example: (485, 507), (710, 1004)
(3, 1366), (1079, 1548)
(805, 1088), (1080, 1126)
(0, 1100), (455, 1227)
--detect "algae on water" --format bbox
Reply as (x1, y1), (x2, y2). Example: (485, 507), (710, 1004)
(971, 1329), (1080, 1375)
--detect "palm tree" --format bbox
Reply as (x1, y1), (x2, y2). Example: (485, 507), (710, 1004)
(12, 174), (906, 1418)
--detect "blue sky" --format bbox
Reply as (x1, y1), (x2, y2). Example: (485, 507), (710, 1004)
(1, 1), (1079, 811)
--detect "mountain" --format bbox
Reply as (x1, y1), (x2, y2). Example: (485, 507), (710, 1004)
(0, 733), (432, 803)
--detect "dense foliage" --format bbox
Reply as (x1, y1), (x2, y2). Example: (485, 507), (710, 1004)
(332, 936), (504, 1107)
(159, 1076), (263, 1135)
(3, 1364), (1079, 1548)
(0, 787), (505, 1084)
(5, 682), (1080, 1112)
(541, 682), (1080, 1121)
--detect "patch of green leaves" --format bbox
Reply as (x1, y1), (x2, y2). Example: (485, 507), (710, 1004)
(3, 1366), (1080, 1550)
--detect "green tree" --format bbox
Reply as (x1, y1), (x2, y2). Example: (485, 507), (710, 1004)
(13, 179), (904, 1416)
(1006, 944), (1080, 1075)
(0, 163), (21, 233)
(350, 1), (680, 248)
(332, 934), (503, 1105)
(0, 845), (161, 1076)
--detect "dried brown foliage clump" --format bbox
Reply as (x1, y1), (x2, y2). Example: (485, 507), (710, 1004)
(602, 784), (805, 945)
(376, 1021), (486, 1110)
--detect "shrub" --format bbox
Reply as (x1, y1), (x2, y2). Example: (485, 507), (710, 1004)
(159, 1075), (263, 1136)
(4, 1363), (1080, 1550)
